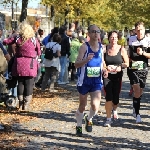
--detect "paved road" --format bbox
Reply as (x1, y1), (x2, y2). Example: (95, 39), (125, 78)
(1, 69), (150, 150)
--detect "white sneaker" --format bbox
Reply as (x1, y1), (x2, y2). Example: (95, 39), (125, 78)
(58, 82), (66, 85)
(57, 80), (61, 83)
(0, 125), (4, 130)
(65, 81), (69, 84)
(136, 114), (142, 123)
(113, 110), (119, 119)
(104, 120), (112, 127)
(133, 108), (136, 118)
(49, 89), (58, 92)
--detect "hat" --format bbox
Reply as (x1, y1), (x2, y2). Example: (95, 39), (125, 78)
(72, 32), (78, 38)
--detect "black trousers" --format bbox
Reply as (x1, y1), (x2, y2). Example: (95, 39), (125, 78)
(103, 77), (122, 105)
(68, 62), (76, 81)
(17, 76), (34, 96)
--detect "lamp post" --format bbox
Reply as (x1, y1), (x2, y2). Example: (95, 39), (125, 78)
(15, 2), (17, 20)
(11, 0), (14, 20)
(15, 0), (19, 21)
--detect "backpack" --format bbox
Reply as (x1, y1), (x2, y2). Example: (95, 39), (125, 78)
(44, 43), (57, 60)
(0, 48), (8, 74)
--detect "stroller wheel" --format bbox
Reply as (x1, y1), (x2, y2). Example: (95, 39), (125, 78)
(5, 96), (18, 109)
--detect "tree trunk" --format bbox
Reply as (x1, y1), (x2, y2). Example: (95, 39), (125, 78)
(19, 0), (28, 22)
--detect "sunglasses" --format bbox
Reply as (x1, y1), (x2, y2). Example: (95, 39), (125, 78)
(90, 30), (101, 33)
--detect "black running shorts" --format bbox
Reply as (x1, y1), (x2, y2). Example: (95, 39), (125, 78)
(130, 69), (148, 88)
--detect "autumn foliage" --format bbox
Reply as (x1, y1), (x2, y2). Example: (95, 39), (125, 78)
(41, 0), (150, 30)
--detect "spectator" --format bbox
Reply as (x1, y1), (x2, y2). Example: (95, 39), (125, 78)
(3, 22), (41, 111)
(117, 31), (127, 47)
(41, 33), (61, 92)
(69, 33), (81, 81)
(58, 26), (70, 84)
(42, 27), (59, 47)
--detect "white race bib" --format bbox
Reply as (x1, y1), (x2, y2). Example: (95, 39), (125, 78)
(108, 65), (118, 74)
(131, 61), (144, 70)
(87, 67), (101, 77)
(109, 71), (117, 74)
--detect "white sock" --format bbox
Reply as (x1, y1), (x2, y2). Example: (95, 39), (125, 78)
(75, 109), (84, 127)
(113, 110), (117, 114)
(87, 108), (97, 121)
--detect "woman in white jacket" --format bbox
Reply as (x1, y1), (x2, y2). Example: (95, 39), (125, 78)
(41, 33), (61, 92)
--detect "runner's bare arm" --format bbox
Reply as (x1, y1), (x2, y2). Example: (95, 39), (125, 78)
(141, 47), (150, 58)
(102, 53), (108, 78)
(102, 52), (107, 69)
(136, 43), (150, 58)
(74, 43), (89, 68)
(121, 47), (129, 68)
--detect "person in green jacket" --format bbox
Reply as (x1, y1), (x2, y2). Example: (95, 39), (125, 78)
(69, 33), (81, 81)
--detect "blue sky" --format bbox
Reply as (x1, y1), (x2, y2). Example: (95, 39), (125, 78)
(28, 0), (41, 8)
(0, 0), (42, 11)
(17, 0), (41, 8)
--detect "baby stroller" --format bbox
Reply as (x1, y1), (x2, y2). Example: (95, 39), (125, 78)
(0, 52), (18, 110)
(0, 74), (18, 110)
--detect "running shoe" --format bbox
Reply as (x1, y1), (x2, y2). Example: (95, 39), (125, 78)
(104, 120), (112, 127)
(113, 110), (119, 119)
(136, 114), (142, 123)
(58, 82), (66, 85)
(76, 126), (82, 137)
(84, 115), (93, 132)
(133, 108), (136, 118)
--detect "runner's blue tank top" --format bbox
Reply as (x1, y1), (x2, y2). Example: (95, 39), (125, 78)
(77, 42), (103, 86)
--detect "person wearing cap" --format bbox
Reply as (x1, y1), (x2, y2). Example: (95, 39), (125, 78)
(69, 33), (81, 81)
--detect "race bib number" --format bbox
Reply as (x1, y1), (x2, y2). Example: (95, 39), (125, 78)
(107, 65), (118, 74)
(131, 61), (144, 70)
(87, 67), (101, 77)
